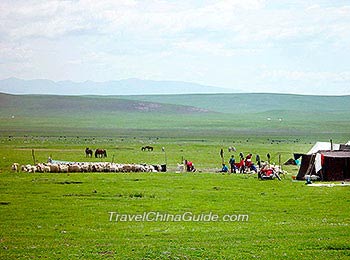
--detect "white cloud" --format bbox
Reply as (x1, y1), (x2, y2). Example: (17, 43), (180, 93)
(0, 43), (33, 62)
(0, 1), (349, 94)
(1, 0), (349, 45)
(173, 39), (259, 57)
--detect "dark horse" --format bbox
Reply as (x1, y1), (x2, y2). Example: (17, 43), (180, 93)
(141, 146), (154, 151)
(85, 148), (93, 157)
(95, 149), (107, 158)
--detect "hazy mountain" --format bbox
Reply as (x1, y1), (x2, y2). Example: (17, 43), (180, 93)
(0, 78), (240, 95)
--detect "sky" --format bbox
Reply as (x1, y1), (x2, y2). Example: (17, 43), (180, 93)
(0, 0), (350, 95)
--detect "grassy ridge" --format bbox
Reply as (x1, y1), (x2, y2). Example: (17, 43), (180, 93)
(125, 93), (350, 113)
(1, 93), (350, 140)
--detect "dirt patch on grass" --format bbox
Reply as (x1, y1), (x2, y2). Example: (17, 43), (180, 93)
(15, 148), (81, 152)
(97, 251), (114, 256)
(114, 147), (134, 150)
(56, 181), (83, 185)
(63, 194), (92, 197)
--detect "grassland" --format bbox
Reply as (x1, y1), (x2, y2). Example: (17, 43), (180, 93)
(1, 166), (350, 259)
(0, 92), (350, 259)
(1, 92), (350, 141)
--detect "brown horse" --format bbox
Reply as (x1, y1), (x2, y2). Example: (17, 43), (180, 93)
(85, 148), (93, 157)
(95, 149), (107, 158)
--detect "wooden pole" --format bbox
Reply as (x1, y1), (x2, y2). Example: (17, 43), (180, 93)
(278, 153), (282, 170)
(220, 148), (224, 164)
(32, 149), (36, 165)
(330, 139), (333, 150)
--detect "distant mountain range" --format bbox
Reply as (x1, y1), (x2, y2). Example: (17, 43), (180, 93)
(0, 78), (240, 95)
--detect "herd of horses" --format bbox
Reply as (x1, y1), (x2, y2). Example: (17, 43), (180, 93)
(85, 146), (154, 158)
(85, 148), (107, 158)
(141, 146), (154, 151)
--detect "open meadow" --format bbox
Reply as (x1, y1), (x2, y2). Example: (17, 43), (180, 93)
(0, 93), (350, 259)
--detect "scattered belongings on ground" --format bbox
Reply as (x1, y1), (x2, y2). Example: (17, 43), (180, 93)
(258, 163), (283, 181)
(306, 182), (350, 187)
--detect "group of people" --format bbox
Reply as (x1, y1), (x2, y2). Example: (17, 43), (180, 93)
(219, 152), (271, 174)
(184, 152), (272, 174)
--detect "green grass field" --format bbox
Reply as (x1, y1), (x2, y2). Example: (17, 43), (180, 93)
(0, 136), (349, 259)
(1, 170), (350, 259)
(0, 93), (350, 259)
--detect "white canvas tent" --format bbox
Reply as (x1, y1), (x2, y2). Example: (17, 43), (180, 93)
(307, 142), (340, 155)
(296, 141), (350, 181)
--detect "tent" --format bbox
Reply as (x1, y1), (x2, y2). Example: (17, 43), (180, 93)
(295, 142), (350, 181)
(340, 141), (350, 151)
(284, 158), (297, 165)
(306, 142), (340, 154)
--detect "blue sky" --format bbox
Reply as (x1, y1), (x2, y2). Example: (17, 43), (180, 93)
(0, 0), (349, 95)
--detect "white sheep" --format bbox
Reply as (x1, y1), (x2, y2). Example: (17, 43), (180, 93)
(36, 163), (50, 173)
(80, 163), (91, 172)
(28, 165), (37, 173)
(92, 163), (103, 172)
(107, 163), (118, 172)
(68, 164), (82, 173)
(145, 165), (156, 172)
(11, 163), (19, 172)
(21, 165), (27, 172)
(59, 164), (69, 173)
(21, 164), (35, 173)
(48, 163), (60, 173)
(121, 164), (133, 172)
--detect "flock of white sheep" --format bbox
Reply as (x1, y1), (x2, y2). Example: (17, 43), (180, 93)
(11, 162), (164, 173)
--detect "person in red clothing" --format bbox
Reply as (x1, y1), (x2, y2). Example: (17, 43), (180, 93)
(245, 153), (252, 169)
(260, 167), (273, 176)
(185, 160), (196, 172)
(239, 157), (245, 173)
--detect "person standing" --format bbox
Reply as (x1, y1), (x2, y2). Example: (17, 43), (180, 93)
(256, 154), (261, 168)
(239, 156), (245, 173)
(229, 155), (236, 173)
(245, 153), (252, 168)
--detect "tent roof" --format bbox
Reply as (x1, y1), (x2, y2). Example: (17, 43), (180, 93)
(321, 150), (350, 158)
(346, 141), (350, 145)
(307, 142), (340, 154)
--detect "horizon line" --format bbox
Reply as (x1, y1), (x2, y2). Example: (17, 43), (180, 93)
(1, 77), (349, 97)
(1, 90), (350, 98)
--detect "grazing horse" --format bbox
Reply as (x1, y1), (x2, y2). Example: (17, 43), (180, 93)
(85, 148), (93, 157)
(141, 146), (154, 151)
(95, 149), (107, 158)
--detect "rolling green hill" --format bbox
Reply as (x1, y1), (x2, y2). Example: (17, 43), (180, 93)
(0, 93), (213, 116)
(1, 92), (350, 139)
(3, 92), (349, 116)
(125, 93), (350, 114)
